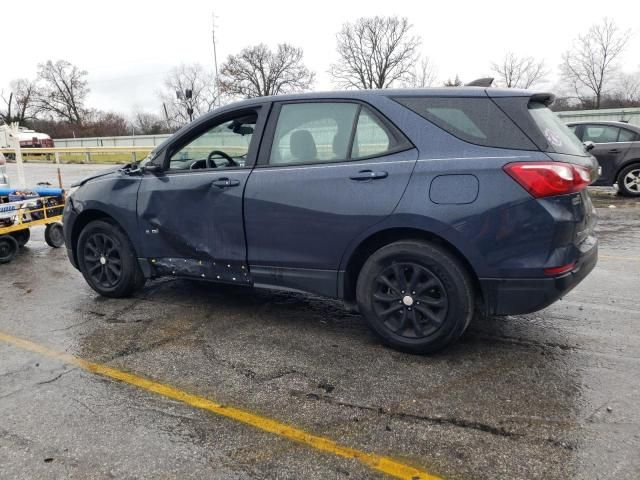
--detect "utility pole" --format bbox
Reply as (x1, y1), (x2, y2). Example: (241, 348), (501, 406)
(212, 11), (220, 106)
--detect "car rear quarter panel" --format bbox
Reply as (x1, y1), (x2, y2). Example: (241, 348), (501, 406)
(343, 102), (587, 281)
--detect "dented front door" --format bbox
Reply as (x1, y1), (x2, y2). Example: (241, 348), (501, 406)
(135, 105), (268, 283)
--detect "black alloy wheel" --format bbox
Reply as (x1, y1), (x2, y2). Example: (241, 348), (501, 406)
(356, 240), (475, 354)
(77, 219), (145, 298)
(83, 231), (124, 289)
(372, 262), (449, 339)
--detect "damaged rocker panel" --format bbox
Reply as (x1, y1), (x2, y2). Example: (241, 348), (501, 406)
(145, 257), (251, 284)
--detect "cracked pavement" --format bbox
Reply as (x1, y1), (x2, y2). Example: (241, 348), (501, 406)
(1, 164), (639, 479)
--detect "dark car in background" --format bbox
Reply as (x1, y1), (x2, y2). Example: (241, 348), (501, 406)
(567, 121), (640, 196)
(63, 88), (598, 354)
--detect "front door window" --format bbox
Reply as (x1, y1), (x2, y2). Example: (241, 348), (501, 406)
(169, 113), (258, 171)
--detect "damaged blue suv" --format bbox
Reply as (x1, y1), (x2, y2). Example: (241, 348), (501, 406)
(63, 88), (598, 353)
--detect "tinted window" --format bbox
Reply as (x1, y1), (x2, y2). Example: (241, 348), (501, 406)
(169, 113), (256, 171)
(268, 103), (409, 165)
(396, 97), (536, 150)
(618, 128), (637, 142)
(582, 125), (620, 143)
(352, 108), (392, 159)
(528, 103), (586, 156)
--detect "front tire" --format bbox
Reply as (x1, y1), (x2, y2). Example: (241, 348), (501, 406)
(356, 240), (475, 354)
(77, 219), (145, 298)
(617, 163), (640, 197)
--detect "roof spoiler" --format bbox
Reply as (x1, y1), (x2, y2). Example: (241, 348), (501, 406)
(529, 93), (555, 106)
(465, 77), (494, 87)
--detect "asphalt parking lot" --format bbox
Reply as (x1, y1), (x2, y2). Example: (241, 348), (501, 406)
(1, 164), (639, 479)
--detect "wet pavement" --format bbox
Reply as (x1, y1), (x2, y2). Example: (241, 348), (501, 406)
(1, 164), (639, 479)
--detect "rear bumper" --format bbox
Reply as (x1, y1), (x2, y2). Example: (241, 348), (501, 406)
(480, 238), (598, 315)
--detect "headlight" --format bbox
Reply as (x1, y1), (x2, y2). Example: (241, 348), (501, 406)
(66, 185), (79, 198)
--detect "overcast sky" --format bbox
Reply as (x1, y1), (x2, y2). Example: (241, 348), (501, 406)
(2, 0), (639, 117)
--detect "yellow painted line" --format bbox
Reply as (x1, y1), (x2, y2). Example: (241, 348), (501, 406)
(599, 255), (640, 262)
(0, 331), (440, 480)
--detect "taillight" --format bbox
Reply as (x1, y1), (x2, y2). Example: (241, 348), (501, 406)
(503, 161), (591, 198)
(544, 262), (576, 276)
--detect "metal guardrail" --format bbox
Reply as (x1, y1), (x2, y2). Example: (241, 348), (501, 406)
(0, 146), (154, 164)
(0, 146), (155, 188)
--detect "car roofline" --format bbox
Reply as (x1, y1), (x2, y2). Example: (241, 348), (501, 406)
(192, 87), (552, 125)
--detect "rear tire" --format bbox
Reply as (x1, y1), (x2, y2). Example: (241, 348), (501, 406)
(0, 235), (19, 264)
(44, 223), (64, 248)
(356, 240), (475, 354)
(77, 219), (145, 298)
(617, 163), (640, 197)
(10, 229), (30, 248)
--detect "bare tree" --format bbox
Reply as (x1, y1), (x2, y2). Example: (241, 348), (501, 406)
(329, 16), (420, 89)
(132, 111), (168, 135)
(615, 72), (640, 103)
(1, 78), (38, 124)
(491, 52), (548, 88)
(560, 18), (630, 109)
(158, 63), (218, 127)
(219, 43), (314, 98)
(34, 60), (89, 123)
(403, 57), (437, 88)
(443, 75), (463, 87)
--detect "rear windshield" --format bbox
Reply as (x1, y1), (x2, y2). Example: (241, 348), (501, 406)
(528, 102), (586, 156)
(395, 96), (537, 150)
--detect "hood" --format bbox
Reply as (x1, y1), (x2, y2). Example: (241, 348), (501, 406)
(72, 165), (124, 187)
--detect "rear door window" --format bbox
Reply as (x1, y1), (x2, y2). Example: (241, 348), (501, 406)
(267, 102), (410, 166)
(618, 128), (638, 142)
(352, 108), (393, 159)
(582, 125), (620, 143)
(395, 96), (536, 150)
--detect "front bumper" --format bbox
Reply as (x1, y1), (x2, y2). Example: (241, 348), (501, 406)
(480, 238), (598, 316)
(62, 200), (79, 270)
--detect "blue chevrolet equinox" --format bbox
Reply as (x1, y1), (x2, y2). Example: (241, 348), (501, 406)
(63, 88), (598, 353)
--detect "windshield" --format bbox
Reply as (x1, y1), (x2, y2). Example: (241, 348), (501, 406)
(528, 102), (587, 156)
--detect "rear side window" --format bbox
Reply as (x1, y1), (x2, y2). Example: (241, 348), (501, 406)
(395, 96), (536, 150)
(268, 102), (410, 166)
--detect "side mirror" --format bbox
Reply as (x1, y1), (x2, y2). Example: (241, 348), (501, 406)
(583, 141), (595, 152)
(142, 163), (162, 174)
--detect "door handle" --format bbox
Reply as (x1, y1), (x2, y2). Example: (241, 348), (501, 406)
(349, 170), (388, 181)
(211, 177), (240, 188)
(608, 148), (622, 153)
